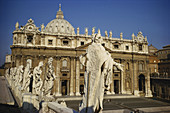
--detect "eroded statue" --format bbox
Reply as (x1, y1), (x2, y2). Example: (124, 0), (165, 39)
(79, 30), (123, 113)
(43, 57), (56, 96)
(32, 61), (43, 96)
(15, 65), (24, 87)
(22, 59), (32, 92)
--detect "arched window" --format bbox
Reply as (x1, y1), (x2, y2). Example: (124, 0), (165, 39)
(126, 62), (130, 70)
(139, 63), (144, 71)
(62, 60), (67, 67)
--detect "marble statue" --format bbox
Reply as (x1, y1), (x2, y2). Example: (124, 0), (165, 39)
(79, 31), (123, 113)
(109, 31), (112, 38)
(105, 30), (108, 37)
(41, 24), (45, 32)
(32, 61), (43, 95)
(85, 28), (88, 36)
(15, 22), (19, 30)
(72, 28), (75, 35)
(18, 65), (24, 87)
(77, 27), (79, 35)
(9, 68), (13, 80)
(5, 68), (10, 78)
(43, 57), (56, 96)
(15, 65), (24, 87)
(12, 67), (17, 81)
(92, 27), (95, 36)
(120, 32), (123, 39)
(22, 59), (32, 92)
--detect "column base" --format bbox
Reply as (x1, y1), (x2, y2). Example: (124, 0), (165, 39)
(106, 91), (112, 95)
(55, 93), (62, 96)
(69, 92), (74, 96)
(145, 90), (153, 97)
(76, 92), (81, 96)
(134, 90), (140, 96)
(111, 91), (115, 94)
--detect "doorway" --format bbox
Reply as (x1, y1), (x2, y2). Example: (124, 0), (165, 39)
(139, 74), (145, 93)
(61, 80), (67, 95)
(114, 80), (119, 94)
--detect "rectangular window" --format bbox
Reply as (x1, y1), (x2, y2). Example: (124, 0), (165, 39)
(114, 45), (119, 49)
(63, 40), (69, 45)
(48, 39), (53, 45)
(126, 46), (129, 50)
(114, 74), (119, 76)
(62, 74), (67, 76)
(80, 73), (84, 76)
(81, 41), (84, 46)
(139, 44), (143, 51)
(27, 35), (33, 43)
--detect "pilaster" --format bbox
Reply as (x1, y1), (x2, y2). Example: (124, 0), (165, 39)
(76, 57), (81, 96)
(55, 56), (61, 96)
(70, 57), (74, 96)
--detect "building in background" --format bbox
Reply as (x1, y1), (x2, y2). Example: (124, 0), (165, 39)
(8, 5), (152, 97)
(148, 44), (159, 76)
(151, 45), (170, 100)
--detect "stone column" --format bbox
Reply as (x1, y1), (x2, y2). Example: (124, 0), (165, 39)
(110, 76), (115, 94)
(145, 60), (153, 97)
(76, 57), (81, 95)
(70, 57), (74, 96)
(134, 60), (140, 96)
(121, 59), (126, 94)
(55, 56), (61, 96)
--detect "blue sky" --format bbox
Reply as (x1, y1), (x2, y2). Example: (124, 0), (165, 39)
(0, 0), (170, 66)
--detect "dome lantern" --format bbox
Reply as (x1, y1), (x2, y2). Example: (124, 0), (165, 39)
(56, 4), (64, 19)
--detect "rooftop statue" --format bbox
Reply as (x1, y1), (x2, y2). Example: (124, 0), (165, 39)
(79, 30), (123, 113)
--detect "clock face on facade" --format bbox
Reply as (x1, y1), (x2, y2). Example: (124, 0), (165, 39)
(27, 25), (34, 31)
(138, 37), (143, 42)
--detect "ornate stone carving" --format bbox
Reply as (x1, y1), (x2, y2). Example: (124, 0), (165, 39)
(79, 31), (123, 113)
(43, 57), (56, 96)
(21, 59), (32, 92)
(32, 61), (43, 95)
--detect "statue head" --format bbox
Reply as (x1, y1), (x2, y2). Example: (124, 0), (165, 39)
(26, 59), (32, 68)
(48, 57), (53, 65)
(93, 31), (103, 44)
(20, 65), (24, 69)
(39, 61), (44, 67)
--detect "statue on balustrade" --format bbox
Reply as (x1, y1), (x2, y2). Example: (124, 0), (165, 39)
(32, 61), (43, 96)
(79, 30), (123, 113)
(22, 59), (32, 92)
(15, 65), (24, 87)
(43, 57), (56, 96)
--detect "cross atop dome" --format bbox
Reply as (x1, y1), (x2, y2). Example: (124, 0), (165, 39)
(56, 4), (64, 19)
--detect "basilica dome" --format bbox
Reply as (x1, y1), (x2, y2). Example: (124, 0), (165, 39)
(45, 5), (75, 35)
